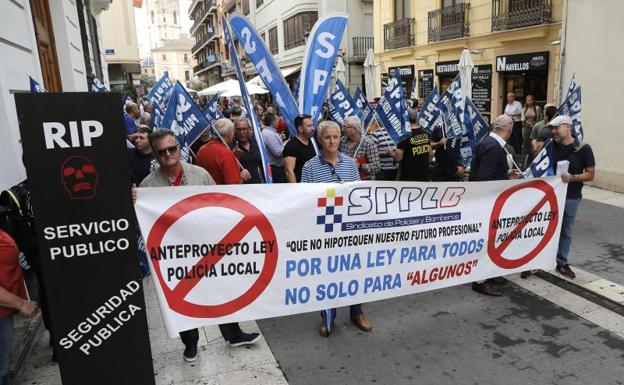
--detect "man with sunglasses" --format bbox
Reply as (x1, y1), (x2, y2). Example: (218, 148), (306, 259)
(139, 129), (260, 363)
(301, 121), (372, 337)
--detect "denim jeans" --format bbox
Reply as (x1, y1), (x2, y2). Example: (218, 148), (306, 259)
(556, 198), (581, 266)
(0, 316), (14, 385)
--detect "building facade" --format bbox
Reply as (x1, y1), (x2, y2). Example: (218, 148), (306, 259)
(151, 35), (197, 87)
(559, 0), (624, 192)
(374, 0), (562, 122)
(189, 0), (374, 92)
(146, 0), (183, 49)
(100, 0), (142, 92)
(0, 0), (111, 190)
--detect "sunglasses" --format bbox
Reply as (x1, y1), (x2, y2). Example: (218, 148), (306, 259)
(156, 145), (179, 157)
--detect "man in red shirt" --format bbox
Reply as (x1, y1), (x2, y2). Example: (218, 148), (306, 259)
(196, 118), (251, 184)
(1, 224), (38, 385)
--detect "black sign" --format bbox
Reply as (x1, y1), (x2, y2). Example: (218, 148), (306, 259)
(381, 72), (389, 89)
(435, 60), (462, 75)
(471, 65), (492, 114)
(14, 93), (155, 385)
(496, 51), (549, 73)
(418, 69), (434, 99)
(388, 65), (415, 96)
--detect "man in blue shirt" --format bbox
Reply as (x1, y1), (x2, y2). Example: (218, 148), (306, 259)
(301, 121), (372, 337)
(124, 102), (140, 142)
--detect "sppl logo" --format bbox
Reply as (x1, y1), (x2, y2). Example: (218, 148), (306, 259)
(316, 188), (344, 232)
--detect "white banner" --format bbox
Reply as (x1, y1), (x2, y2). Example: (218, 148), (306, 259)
(135, 178), (566, 337)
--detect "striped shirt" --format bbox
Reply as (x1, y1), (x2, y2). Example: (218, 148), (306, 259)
(301, 153), (361, 183)
(339, 136), (381, 179)
(371, 128), (398, 171)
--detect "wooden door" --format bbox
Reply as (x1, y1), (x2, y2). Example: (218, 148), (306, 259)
(30, 0), (62, 91)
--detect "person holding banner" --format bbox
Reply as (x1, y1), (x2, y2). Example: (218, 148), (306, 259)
(138, 129), (260, 362)
(339, 116), (380, 180)
(469, 115), (521, 296)
(301, 121), (372, 336)
(549, 115), (595, 279)
(395, 112), (432, 182)
(284, 115), (316, 183)
(1, 226), (39, 385)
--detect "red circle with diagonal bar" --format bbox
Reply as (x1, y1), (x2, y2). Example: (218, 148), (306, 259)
(147, 193), (278, 318)
(488, 180), (559, 269)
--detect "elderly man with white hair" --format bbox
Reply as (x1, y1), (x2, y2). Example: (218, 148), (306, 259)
(301, 120), (372, 337)
(469, 114), (521, 296)
(196, 118), (251, 184)
(339, 115), (380, 180)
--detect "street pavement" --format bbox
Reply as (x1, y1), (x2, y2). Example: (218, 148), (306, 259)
(12, 186), (624, 385)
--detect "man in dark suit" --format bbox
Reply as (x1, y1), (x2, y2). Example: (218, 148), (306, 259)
(470, 115), (521, 296)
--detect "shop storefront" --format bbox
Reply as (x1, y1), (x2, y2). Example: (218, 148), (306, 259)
(496, 52), (549, 110)
(381, 65), (415, 96)
(417, 69), (434, 99)
(435, 61), (493, 118)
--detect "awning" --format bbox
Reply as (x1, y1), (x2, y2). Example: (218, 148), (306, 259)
(247, 65), (301, 87)
(197, 79), (269, 96)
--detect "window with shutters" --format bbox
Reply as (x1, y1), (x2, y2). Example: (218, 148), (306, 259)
(283, 11), (317, 50)
(269, 26), (278, 54)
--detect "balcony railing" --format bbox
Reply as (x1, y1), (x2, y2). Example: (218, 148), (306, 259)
(193, 54), (220, 74)
(491, 0), (552, 31)
(189, 0), (216, 36)
(192, 27), (215, 54)
(352, 36), (373, 61)
(428, 3), (469, 42)
(383, 18), (415, 50)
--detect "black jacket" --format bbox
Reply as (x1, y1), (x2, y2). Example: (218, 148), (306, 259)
(470, 135), (509, 181)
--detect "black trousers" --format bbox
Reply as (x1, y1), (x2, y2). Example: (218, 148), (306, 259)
(432, 166), (461, 182)
(508, 121), (523, 154)
(270, 165), (286, 183)
(376, 169), (398, 181)
(179, 323), (242, 348)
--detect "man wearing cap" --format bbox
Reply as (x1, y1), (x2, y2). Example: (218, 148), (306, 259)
(549, 115), (595, 279)
(469, 115), (521, 296)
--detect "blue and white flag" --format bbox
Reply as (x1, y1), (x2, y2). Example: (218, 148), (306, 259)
(436, 75), (464, 139)
(223, 14), (272, 183)
(161, 81), (210, 163)
(29, 77), (45, 93)
(328, 79), (361, 125)
(123, 95), (133, 106)
(151, 102), (165, 129)
(566, 73), (577, 99)
(292, 75), (300, 104)
(410, 83), (417, 101)
(559, 84), (583, 140)
(374, 95), (406, 144)
(298, 13), (348, 124)
(353, 87), (375, 130)
(522, 139), (555, 179)
(203, 94), (223, 126)
(91, 74), (108, 92)
(384, 70), (411, 134)
(417, 86), (440, 131)
(459, 97), (490, 166)
(148, 73), (174, 112)
(229, 12), (299, 138)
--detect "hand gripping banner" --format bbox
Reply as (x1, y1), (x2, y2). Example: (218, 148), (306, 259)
(135, 177), (567, 336)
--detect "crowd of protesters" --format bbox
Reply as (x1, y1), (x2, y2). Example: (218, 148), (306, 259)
(0, 86), (595, 380)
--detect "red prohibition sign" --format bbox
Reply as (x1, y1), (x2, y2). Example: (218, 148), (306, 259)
(488, 180), (559, 269)
(147, 193), (278, 318)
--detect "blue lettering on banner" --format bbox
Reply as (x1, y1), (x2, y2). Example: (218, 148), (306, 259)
(223, 14), (273, 183)
(229, 13), (300, 137)
(329, 79), (361, 126)
(148, 74), (173, 112)
(417, 86), (440, 131)
(203, 94), (223, 128)
(341, 212), (462, 231)
(298, 13), (348, 124)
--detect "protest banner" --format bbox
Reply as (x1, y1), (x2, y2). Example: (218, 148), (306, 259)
(329, 79), (361, 125)
(229, 12), (300, 137)
(558, 85), (582, 140)
(374, 94), (404, 144)
(148, 73), (173, 112)
(223, 14), (273, 183)
(161, 81), (210, 162)
(30, 76), (45, 93)
(353, 87), (375, 130)
(151, 101), (165, 129)
(459, 96), (490, 166)
(523, 139), (555, 179)
(385, 69), (410, 133)
(417, 86), (440, 131)
(90, 74), (108, 93)
(436, 75), (464, 139)
(14, 92), (154, 385)
(203, 93), (223, 127)
(298, 13), (348, 124)
(135, 177), (566, 336)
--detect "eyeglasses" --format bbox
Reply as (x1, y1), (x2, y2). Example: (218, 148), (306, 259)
(156, 145), (179, 157)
